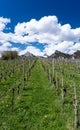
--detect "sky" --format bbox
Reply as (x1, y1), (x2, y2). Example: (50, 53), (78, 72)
(0, 0), (80, 56)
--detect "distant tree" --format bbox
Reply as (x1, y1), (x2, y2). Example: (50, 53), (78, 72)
(1, 50), (18, 60)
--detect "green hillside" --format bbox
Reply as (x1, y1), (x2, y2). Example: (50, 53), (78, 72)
(0, 58), (80, 130)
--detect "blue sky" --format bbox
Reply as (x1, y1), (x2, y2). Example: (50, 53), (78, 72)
(0, 0), (80, 56)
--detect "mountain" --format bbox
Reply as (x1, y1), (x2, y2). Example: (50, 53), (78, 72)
(48, 50), (70, 59)
(71, 50), (80, 59)
(22, 51), (36, 58)
(21, 50), (80, 59)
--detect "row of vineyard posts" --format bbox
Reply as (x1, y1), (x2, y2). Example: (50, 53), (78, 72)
(11, 58), (37, 111)
(41, 58), (80, 130)
(0, 57), (37, 128)
(0, 57), (80, 129)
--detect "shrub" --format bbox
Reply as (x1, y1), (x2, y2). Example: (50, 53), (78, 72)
(1, 50), (18, 60)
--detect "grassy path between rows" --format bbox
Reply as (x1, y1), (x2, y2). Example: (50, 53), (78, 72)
(0, 59), (75, 130)
(20, 59), (69, 130)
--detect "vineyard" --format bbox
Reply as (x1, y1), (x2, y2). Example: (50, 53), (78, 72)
(0, 57), (80, 130)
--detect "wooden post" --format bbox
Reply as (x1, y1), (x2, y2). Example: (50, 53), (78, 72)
(29, 58), (30, 68)
(56, 73), (58, 89)
(1, 94), (6, 129)
(62, 76), (66, 105)
(62, 76), (64, 104)
(49, 69), (51, 83)
(52, 58), (55, 78)
(22, 58), (25, 89)
(17, 85), (20, 95)
(47, 69), (49, 80)
(73, 84), (79, 129)
(11, 88), (15, 112)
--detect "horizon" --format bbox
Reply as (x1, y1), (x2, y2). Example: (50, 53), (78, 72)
(0, 0), (80, 56)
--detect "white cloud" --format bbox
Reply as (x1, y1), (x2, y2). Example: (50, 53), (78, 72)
(14, 16), (60, 35)
(11, 47), (20, 52)
(0, 42), (12, 52)
(69, 42), (80, 54)
(0, 17), (10, 31)
(43, 41), (75, 56)
(19, 46), (44, 56)
(0, 16), (80, 56)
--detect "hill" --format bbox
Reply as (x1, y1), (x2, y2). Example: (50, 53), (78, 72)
(48, 50), (70, 59)
(71, 50), (80, 59)
(21, 51), (36, 58)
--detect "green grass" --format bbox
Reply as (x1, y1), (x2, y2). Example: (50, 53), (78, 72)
(0, 58), (80, 130)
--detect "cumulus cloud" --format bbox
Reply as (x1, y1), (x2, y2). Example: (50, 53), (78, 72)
(14, 16), (60, 35)
(0, 16), (80, 56)
(0, 42), (12, 52)
(69, 42), (80, 54)
(10, 47), (20, 52)
(19, 46), (44, 56)
(0, 17), (10, 31)
(43, 41), (74, 55)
